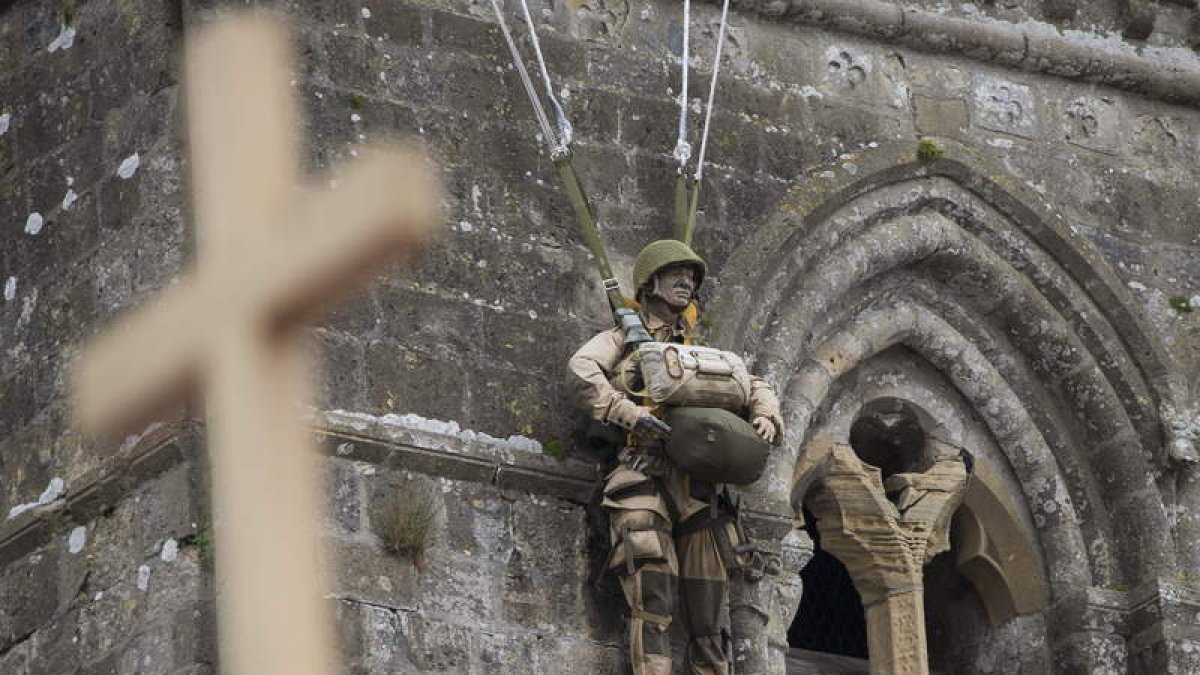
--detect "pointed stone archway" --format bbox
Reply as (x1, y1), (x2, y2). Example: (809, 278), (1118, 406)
(712, 140), (1194, 674)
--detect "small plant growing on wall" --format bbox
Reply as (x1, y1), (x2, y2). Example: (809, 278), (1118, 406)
(916, 138), (944, 162)
(376, 477), (441, 571)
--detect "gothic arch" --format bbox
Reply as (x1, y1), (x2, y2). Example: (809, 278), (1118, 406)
(711, 140), (1185, 597)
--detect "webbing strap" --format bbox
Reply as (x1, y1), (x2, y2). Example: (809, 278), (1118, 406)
(631, 607), (673, 627)
(654, 477), (682, 525)
(606, 480), (658, 501)
(673, 511), (734, 538)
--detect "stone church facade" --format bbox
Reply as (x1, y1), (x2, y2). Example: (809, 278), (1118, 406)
(0, 0), (1197, 673)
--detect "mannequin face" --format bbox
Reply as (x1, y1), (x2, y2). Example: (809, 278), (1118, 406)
(651, 264), (697, 310)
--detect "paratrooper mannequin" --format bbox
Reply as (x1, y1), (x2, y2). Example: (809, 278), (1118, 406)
(569, 240), (783, 675)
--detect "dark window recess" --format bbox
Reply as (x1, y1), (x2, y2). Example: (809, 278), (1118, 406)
(788, 510), (869, 659)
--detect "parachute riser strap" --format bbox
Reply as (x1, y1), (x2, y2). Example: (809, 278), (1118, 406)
(685, 178), (700, 246)
(554, 153), (609, 275)
(553, 154), (647, 342)
(673, 174), (699, 246)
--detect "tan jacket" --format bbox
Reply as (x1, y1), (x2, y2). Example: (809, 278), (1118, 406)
(567, 312), (785, 438)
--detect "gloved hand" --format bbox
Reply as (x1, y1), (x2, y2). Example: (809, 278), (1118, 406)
(752, 416), (776, 443)
(633, 413), (672, 440)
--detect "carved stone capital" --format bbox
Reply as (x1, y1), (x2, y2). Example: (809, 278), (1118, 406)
(805, 444), (970, 674)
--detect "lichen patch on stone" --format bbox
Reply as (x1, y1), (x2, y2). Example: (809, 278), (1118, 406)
(68, 526), (88, 554)
(160, 538), (179, 562)
(6, 477), (66, 520)
(47, 26), (76, 53)
(24, 212), (43, 235)
(117, 152), (140, 179)
(3, 276), (15, 302)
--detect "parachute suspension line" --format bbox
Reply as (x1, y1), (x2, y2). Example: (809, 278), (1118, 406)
(694, 0), (731, 186)
(517, 0), (573, 153)
(489, 0), (559, 153)
(673, 0), (693, 171)
(671, 0), (696, 243)
(681, 0), (731, 243)
(488, 0), (642, 341)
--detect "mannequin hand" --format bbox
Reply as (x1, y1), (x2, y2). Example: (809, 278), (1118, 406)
(633, 414), (672, 440)
(752, 416), (776, 443)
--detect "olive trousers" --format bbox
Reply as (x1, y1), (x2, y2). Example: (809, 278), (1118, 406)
(603, 461), (746, 675)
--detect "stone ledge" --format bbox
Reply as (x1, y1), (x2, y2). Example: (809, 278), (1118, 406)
(315, 409), (600, 503)
(720, 0), (1200, 107)
(315, 410), (796, 540)
(0, 411), (799, 569)
(0, 421), (194, 568)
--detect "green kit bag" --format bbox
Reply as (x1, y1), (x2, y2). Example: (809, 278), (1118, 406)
(663, 407), (770, 485)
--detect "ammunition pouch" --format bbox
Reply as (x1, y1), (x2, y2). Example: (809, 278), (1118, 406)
(624, 343), (752, 412)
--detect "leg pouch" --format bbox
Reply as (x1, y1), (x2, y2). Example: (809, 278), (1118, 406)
(612, 525), (673, 575)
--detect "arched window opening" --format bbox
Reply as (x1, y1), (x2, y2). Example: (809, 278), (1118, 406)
(848, 397), (928, 481)
(788, 509), (869, 659)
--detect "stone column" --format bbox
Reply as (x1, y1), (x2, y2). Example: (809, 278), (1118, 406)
(730, 527), (814, 675)
(805, 444), (969, 675)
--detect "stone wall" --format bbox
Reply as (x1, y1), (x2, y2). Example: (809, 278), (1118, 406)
(1, 0), (1199, 673)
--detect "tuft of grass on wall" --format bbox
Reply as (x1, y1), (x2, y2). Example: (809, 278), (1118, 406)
(377, 479), (441, 571)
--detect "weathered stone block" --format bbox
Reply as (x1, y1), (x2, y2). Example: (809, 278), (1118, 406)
(314, 330), (367, 411)
(326, 459), (363, 534)
(1061, 96), (1122, 155)
(502, 498), (588, 631)
(363, 338), (467, 419)
(914, 96), (968, 136)
(402, 614), (475, 671)
(281, 0), (365, 29)
(328, 536), (422, 610)
(972, 75), (1038, 139)
(429, 8), (507, 58)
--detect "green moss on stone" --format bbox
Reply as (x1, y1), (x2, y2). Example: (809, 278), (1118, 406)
(543, 437), (568, 460)
(1168, 296), (1193, 313)
(916, 138), (943, 162)
(181, 521), (214, 566)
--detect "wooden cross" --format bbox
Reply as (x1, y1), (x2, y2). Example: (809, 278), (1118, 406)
(73, 15), (441, 675)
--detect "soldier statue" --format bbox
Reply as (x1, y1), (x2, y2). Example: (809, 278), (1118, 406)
(569, 239), (784, 675)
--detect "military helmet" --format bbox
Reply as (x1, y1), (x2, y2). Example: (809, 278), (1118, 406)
(632, 239), (707, 292)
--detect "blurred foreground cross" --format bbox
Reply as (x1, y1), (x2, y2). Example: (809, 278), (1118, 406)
(73, 14), (440, 675)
